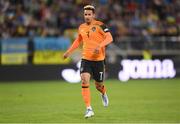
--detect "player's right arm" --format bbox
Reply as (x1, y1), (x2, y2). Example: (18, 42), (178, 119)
(63, 34), (82, 59)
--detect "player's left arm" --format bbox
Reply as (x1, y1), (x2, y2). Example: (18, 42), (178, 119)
(99, 24), (113, 47)
(94, 25), (113, 54)
(99, 32), (113, 47)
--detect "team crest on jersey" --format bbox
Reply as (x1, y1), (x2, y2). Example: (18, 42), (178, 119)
(91, 27), (96, 32)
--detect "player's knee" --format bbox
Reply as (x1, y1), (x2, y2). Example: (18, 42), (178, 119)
(81, 73), (90, 83)
(95, 83), (103, 91)
(81, 76), (88, 84)
(81, 78), (90, 88)
(96, 85), (101, 91)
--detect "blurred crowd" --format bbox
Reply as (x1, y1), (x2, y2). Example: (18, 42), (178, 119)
(0, 0), (179, 40)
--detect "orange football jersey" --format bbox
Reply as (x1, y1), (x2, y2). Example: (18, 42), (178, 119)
(78, 20), (109, 61)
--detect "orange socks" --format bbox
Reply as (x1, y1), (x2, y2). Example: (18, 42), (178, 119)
(95, 83), (106, 95)
(81, 83), (91, 108)
(81, 82), (106, 108)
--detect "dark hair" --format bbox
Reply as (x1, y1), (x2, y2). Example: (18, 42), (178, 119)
(83, 5), (95, 13)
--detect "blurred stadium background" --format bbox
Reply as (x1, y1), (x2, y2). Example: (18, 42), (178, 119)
(0, 0), (180, 123)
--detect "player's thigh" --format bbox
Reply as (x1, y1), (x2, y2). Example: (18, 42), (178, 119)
(80, 60), (92, 84)
(80, 72), (91, 84)
(80, 59), (92, 74)
(92, 61), (105, 82)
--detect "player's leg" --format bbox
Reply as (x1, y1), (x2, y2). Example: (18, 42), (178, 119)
(95, 81), (109, 107)
(92, 60), (106, 94)
(81, 72), (91, 109)
(95, 81), (106, 95)
(92, 60), (109, 107)
(81, 73), (94, 118)
(80, 59), (94, 118)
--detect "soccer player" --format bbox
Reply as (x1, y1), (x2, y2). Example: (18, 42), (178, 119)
(63, 5), (113, 118)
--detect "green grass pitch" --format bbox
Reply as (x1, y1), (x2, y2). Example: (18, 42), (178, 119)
(0, 79), (180, 123)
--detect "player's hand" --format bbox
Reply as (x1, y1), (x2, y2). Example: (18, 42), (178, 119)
(63, 52), (69, 59)
(93, 46), (100, 54)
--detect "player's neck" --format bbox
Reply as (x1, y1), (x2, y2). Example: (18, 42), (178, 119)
(86, 22), (91, 25)
(86, 19), (95, 25)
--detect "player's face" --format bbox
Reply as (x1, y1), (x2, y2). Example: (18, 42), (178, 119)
(84, 10), (95, 24)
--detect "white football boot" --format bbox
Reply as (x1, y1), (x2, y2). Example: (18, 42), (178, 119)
(101, 93), (109, 107)
(84, 108), (94, 118)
